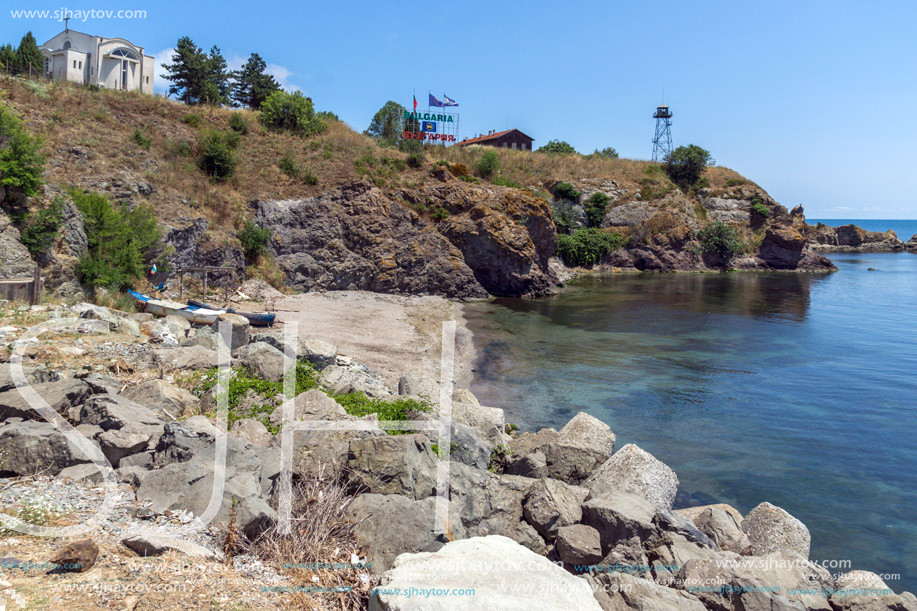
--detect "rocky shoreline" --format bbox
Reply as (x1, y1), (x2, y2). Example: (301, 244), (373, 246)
(1, 297), (914, 611)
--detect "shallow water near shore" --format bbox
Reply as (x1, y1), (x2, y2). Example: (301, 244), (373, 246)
(464, 252), (917, 592)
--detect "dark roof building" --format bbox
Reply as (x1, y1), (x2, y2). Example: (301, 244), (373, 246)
(455, 129), (534, 151)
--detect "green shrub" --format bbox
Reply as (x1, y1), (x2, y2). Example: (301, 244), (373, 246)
(584, 192), (610, 227)
(537, 140), (577, 154)
(87, 83), (102, 92)
(237, 219), (271, 259)
(333, 392), (431, 434)
(70, 189), (162, 289)
(181, 113), (202, 127)
(554, 182), (580, 201)
(302, 169), (318, 185)
(475, 150), (500, 178)
(0, 106), (45, 199)
(664, 144), (714, 190)
(693, 176), (710, 191)
(550, 201), (575, 235)
(131, 128), (152, 150)
(259, 90), (325, 135)
(197, 130), (239, 181)
(459, 174), (480, 183)
(355, 154), (378, 174)
(724, 177), (747, 188)
(228, 112), (249, 134)
(556, 227), (624, 267)
(432, 206), (450, 221)
(591, 147), (619, 159)
(488, 445), (513, 473)
(751, 202), (770, 217)
(407, 152), (424, 168)
(491, 176), (521, 188)
(175, 139), (193, 158)
(696, 221), (742, 263)
(18, 196), (64, 256)
(279, 151), (300, 178)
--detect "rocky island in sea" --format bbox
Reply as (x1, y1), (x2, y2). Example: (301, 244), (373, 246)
(0, 72), (915, 611)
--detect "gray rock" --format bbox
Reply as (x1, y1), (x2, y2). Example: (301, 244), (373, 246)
(122, 532), (215, 559)
(585, 444), (679, 511)
(116, 465), (148, 486)
(559, 411), (616, 456)
(586, 572), (707, 611)
(447, 462), (545, 554)
(119, 451), (154, 469)
(369, 535), (602, 611)
(97, 426), (157, 467)
(540, 441), (608, 484)
(505, 450), (547, 478)
(268, 388), (347, 428)
(452, 392), (507, 446)
(0, 211), (37, 279)
(346, 434), (437, 500)
(151, 345), (221, 371)
(75, 304), (140, 335)
(442, 420), (492, 470)
(56, 463), (105, 483)
(597, 535), (651, 579)
(676, 503), (744, 526)
(249, 332), (305, 360)
(80, 373), (122, 395)
(162, 315), (192, 339)
(644, 532), (717, 581)
(235, 342), (287, 382)
(0, 420), (92, 475)
(137, 436), (279, 539)
(230, 418), (272, 446)
(302, 338), (337, 369)
(693, 507), (749, 553)
(581, 490), (658, 553)
(122, 379), (200, 419)
(829, 571), (916, 611)
(0, 378), (92, 421)
(556, 524), (603, 565)
(345, 493), (458, 573)
(742, 502), (811, 558)
(320, 362), (390, 398)
(522, 477), (589, 541)
(0, 366), (61, 393)
(79, 394), (165, 431)
(398, 371), (439, 403)
(153, 420), (215, 466)
(214, 313), (250, 353)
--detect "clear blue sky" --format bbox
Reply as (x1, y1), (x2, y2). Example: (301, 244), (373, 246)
(4, 0), (916, 218)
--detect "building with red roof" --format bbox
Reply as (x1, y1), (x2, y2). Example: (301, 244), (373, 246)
(455, 129), (534, 151)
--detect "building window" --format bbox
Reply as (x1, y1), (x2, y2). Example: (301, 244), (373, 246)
(78, 61), (82, 69)
(63, 40), (71, 50)
(145, 76), (149, 84)
(503, 142), (508, 148)
(73, 60), (77, 68)
(512, 142), (517, 149)
(521, 143), (527, 150)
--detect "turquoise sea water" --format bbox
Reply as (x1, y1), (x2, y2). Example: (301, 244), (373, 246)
(809, 218), (917, 242)
(465, 251), (917, 592)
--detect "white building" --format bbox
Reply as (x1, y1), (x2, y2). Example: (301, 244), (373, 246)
(39, 29), (154, 94)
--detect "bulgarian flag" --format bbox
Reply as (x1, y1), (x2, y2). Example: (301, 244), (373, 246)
(413, 95), (417, 112)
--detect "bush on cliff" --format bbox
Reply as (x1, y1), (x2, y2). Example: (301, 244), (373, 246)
(17, 195), (64, 257)
(696, 221), (742, 263)
(557, 227), (624, 267)
(584, 192), (610, 228)
(70, 189), (163, 289)
(475, 150), (500, 178)
(197, 130), (240, 181)
(238, 219), (272, 260)
(554, 182), (580, 201)
(664, 144), (714, 190)
(0, 106), (44, 202)
(260, 90), (325, 135)
(537, 139), (577, 154)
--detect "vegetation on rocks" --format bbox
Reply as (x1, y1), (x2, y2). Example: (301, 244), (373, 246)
(237, 219), (272, 260)
(0, 105), (44, 200)
(537, 139), (577, 154)
(557, 227), (624, 267)
(664, 144), (714, 190)
(259, 90), (325, 135)
(696, 221), (742, 263)
(16, 195), (64, 256)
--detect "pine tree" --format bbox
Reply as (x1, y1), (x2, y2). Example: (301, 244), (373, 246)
(0, 44), (15, 74)
(160, 36), (208, 104)
(365, 101), (407, 142)
(14, 32), (44, 77)
(202, 46), (230, 105)
(230, 53), (280, 109)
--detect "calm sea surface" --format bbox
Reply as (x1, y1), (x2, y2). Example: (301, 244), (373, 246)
(465, 251), (917, 592)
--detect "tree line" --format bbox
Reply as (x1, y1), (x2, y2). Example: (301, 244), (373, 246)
(161, 36), (282, 109)
(0, 32), (45, 76)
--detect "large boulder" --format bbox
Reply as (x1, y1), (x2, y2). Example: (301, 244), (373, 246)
(586, 571), (707, 611)
(346, 434), (437, 500)
(741, 501), (810, 558)
(213, 313), (250, 353)
(369, 535), (602, 611)
(152, 346), (221, 371)
(581, 490), (658, 554)
(0, 211), (35, 279)
(235, 342), (287, 382)
(320, 360), (390, 397)
(136, 435), (279, 539)
(452, 390), (508, 446)
(829, 571), (917, 611)
(447, 462), (545, 554)
(585, 444), (679, 511)
(78, 394), (165, 431)
(691, 506), (749, 553)
(97, 426), (158, 467)
(152, 420), (216, 466)
(0, 378), (92, 421)
(122, 531), (215, 560)
(506, 415), (614, 485)
(122, 379), (200, 419)
(0, 420), (92, 475)
(398, 371), (440, 403)
(230, 418), (272, 446)
(559, 411), (616, 455)
(522, 477), (589, 542)
(74, 304), (140, 335)
(555, 524), (603, 565)
(267, 388), (347, 428)
(345, 493), (459, 573)
(301, 338), (337, 369)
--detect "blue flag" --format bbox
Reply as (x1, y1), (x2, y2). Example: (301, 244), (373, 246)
(429, 93), (445, 108)
(443, 94), (458, 107)
(422, 121), (437, 133)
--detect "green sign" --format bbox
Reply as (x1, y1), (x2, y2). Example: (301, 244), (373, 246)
(404, 111), (454, 123)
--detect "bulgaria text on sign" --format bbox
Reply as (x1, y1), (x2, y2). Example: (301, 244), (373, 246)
(403, 131), (455, 142)
(404, 111), (455, 123)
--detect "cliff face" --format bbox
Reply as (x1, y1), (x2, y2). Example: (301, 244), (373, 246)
(252, 178), (558, 299)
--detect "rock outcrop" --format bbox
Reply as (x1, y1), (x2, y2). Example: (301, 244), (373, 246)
(806, 223), (906, 252)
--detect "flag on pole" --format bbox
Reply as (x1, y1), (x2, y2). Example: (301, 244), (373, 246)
(429, 93), (445, 108)
(150, 264), (157, 275)
(443, 94), (458, 107)
(413, 95), (417, 112)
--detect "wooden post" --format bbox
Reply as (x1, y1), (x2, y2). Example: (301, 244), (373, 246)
(202, 271), (208, 300)
(31, 266), (41, 305)
(179, 272), (184, 301)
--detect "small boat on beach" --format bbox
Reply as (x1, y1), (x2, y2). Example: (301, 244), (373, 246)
(186, 299), (276, 327)
(128, 290), (225, 325)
